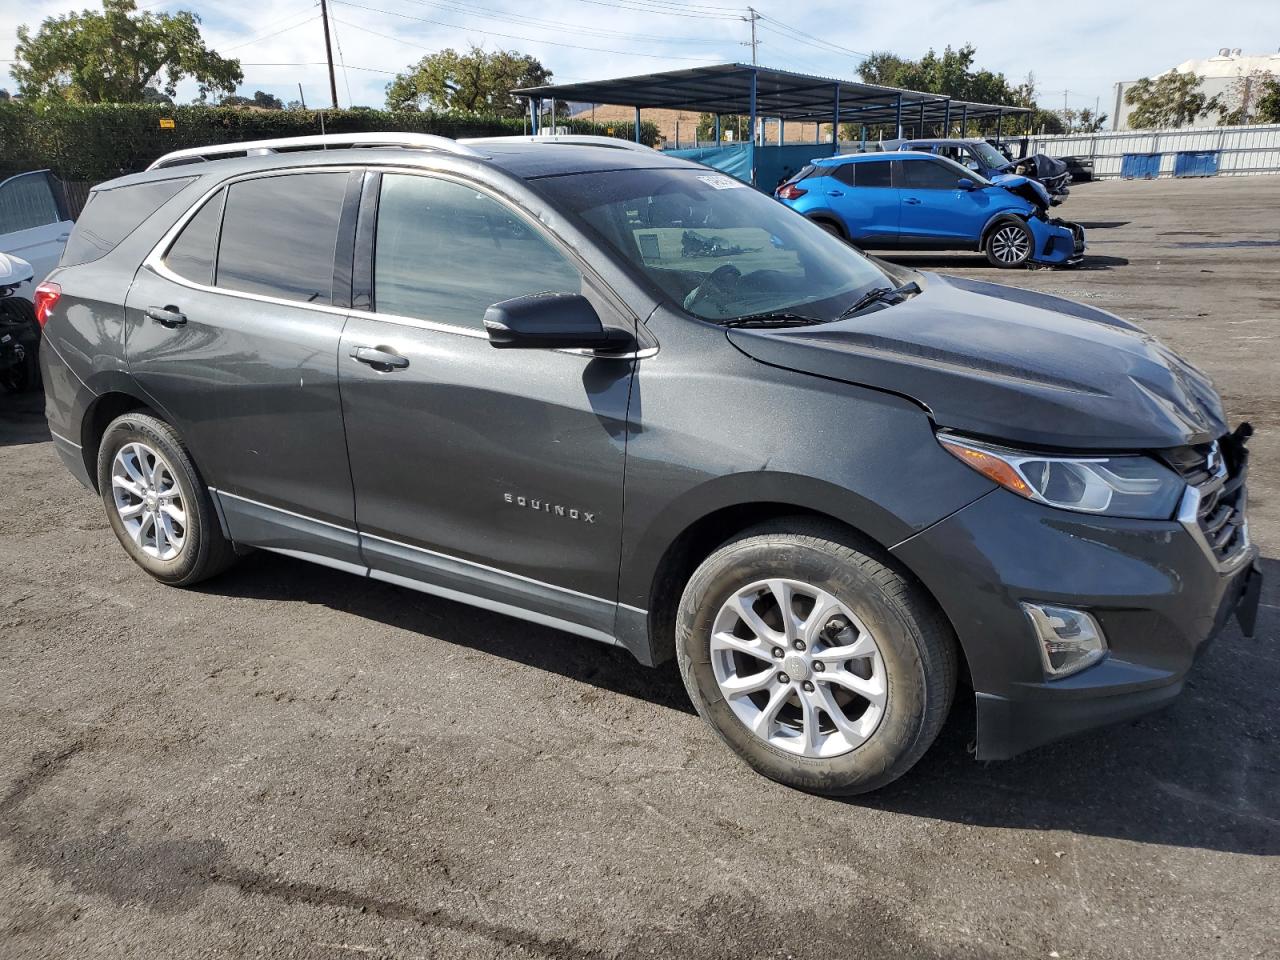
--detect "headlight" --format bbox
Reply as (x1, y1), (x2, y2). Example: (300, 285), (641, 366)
(938, 434), (1185, 519)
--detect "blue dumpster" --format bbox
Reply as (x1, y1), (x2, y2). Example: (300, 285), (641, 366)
(1121, 153), (1162, 179)
(1173, 151), (1220, 177)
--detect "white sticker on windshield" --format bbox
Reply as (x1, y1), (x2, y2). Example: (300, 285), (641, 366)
(696, 174), (745, 190)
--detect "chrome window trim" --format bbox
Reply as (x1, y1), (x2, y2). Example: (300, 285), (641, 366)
(142, 164), (658, 359)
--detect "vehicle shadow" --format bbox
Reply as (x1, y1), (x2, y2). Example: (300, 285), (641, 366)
(876, 253), (1130, 272)
(0, 387), (50, 447)
(203, 551), (1280, 856)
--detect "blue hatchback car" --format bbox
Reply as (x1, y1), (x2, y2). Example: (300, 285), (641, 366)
(776, 152), (1084, 268)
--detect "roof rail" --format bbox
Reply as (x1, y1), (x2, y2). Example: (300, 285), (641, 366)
(147, 133), (488, 170)
(458, 134), (653, 153)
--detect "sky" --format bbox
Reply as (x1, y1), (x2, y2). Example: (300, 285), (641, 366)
(2, 0), (1278, 119)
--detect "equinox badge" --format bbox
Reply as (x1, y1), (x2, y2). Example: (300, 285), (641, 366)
(504, 492), (596, 524)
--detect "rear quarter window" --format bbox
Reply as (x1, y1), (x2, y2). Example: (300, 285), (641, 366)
(62, 177), (194, 266)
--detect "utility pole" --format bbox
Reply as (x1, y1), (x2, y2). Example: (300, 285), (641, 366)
(297, 83), (307, 110)
(319, 0), (339, 109)
(741, 7), (760, 66)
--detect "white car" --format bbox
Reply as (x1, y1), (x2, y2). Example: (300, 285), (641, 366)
(0, 169), (74, 303)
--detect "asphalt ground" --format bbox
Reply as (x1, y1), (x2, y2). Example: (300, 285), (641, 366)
(1, 175), (1277, 960)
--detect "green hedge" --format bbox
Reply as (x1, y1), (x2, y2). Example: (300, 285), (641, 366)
(0, 102), (661, 182)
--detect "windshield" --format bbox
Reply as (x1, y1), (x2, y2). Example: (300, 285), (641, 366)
(533, 168), (891, 322)
(970, 141), (1012, 170)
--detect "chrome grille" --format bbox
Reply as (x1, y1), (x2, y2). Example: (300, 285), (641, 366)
(1171, 439), (1250, 565)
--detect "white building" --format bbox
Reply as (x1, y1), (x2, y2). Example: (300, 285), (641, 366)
(1112, 48), (1280, 130)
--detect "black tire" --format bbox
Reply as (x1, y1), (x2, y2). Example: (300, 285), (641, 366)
(96, 411), (237, 586)
(812, 219), (846, 241)
(676, 519), (957, 795)
(983, 218), (1034, 268)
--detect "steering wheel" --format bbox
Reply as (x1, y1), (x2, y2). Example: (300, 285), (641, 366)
(683, 263), (742, 314)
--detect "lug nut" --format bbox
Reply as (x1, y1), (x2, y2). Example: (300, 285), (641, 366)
(812, 661), (825, 672)
(802, 681), (815, 692)
(792, 639), (806, 651)
(778, 673), (790, 684)
(772, 647), (784, 659)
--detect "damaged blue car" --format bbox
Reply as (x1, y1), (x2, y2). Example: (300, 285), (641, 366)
(776, 151), (1084, 268)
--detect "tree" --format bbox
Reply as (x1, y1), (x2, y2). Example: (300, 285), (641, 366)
(1217, 70), (1279, 125)
(11, 0), (241, 103)
(0, 89), (9, 102)
(222, 89), (284, 110)
(1061, 107), (1107, 133)
(696, 113), (746, 142)
(1124, 72), (1220, 129)
(386, 45), (550, 116)
(1256, 75), (1280, 124)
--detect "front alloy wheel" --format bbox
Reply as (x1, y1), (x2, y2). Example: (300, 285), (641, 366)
(676, 520), (958, 795)
(985, 220), (1034, 268)
(711, 579), (887, 758)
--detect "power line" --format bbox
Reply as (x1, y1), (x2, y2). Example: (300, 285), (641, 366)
(221, 9), (322, 52)
(393, 0), (730, 45)
(552, 0), (742, 21)
(329, 0), (725, 60)
(755, 13), (869, 59)
(242, 61), (398, 75)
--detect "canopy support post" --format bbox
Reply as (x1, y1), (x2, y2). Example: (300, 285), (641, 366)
(995, 110), (1003, 144)
(943, 99), (951, 137)
(831, 84), (841, 156)
(634, 105), (641, 143)
(748, 68), (758, 186)
(895, 94), (903, 139)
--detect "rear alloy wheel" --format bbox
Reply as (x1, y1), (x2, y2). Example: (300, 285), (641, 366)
(97, 411), (237, 585)
(985, 219), (1034, 268)
(676, 520), (958, 795)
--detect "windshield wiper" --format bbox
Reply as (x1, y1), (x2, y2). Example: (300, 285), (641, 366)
(836, 281), (921, 320)
(719, 311), (826, 329)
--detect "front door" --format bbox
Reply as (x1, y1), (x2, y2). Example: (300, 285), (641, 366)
(338, 171), (635, 641)
(126, 169), (363, 566)
(897, 157), (994, 242)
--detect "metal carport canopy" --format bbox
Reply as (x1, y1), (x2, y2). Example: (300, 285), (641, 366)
(514, 63), (1028, 129)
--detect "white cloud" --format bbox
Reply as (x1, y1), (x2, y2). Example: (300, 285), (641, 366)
(2, 0), (1277, 116)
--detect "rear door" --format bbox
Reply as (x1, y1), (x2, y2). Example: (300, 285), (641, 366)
(831, 160), (900, 244)
(126, 168), (364, 566)
(897, 157), (993, 243)
(0, 170), (74, 296)
(338, 170), (635, 640)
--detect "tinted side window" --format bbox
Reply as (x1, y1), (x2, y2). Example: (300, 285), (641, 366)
(62, 177), (193, 266)
(164, 188), (225, 286)
(0, 171), (61, 235)
(373, 174), (581, 331)
(902, 159), (963, 190)
(217, 173), (347, 305)
(853, 162), (893, 187)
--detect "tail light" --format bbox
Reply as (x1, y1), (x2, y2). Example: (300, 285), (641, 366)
(775, 183), (807, 200)
(33, 281), (61, 327)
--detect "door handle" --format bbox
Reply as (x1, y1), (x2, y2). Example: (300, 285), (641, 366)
(146, 305), (187, 327)
(904, 197), (922, 205)
(827, 189), (845, 197)
(349, 345), (409, 370)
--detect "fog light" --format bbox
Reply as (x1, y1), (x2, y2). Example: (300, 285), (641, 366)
(1021, 602), (1107, 678)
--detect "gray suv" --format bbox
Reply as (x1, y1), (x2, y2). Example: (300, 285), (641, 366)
(39, 133), (1260, 794)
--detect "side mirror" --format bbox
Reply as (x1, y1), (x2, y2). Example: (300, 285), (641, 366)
(484, 292), (634, 351)
(956, 178), (977, 190)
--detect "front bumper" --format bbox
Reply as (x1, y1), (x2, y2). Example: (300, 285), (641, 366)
(1027, 216), (1085, 266)
(892, 488), (1260, 760)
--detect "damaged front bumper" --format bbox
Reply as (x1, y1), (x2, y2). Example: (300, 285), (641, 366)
(1027, 216), (1086, 266)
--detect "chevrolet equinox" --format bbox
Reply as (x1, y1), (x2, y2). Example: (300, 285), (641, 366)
(37, 133), (1261, 794)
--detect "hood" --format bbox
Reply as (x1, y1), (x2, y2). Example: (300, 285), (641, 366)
(726, 273), (1226, 451)
(991, 173), (1050, 210)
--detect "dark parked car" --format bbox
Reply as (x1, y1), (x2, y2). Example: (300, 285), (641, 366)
(1062, 156), (1095, 182)
(39, 134), (1260, 795)
(895, 137), (1072, 203)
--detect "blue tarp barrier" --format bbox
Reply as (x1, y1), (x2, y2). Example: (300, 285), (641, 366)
(663, 143), (753, 184)
(663, 142), (838, 191)
(1120, 153), (1162, 179)
(1173, 151), (1220, 177)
